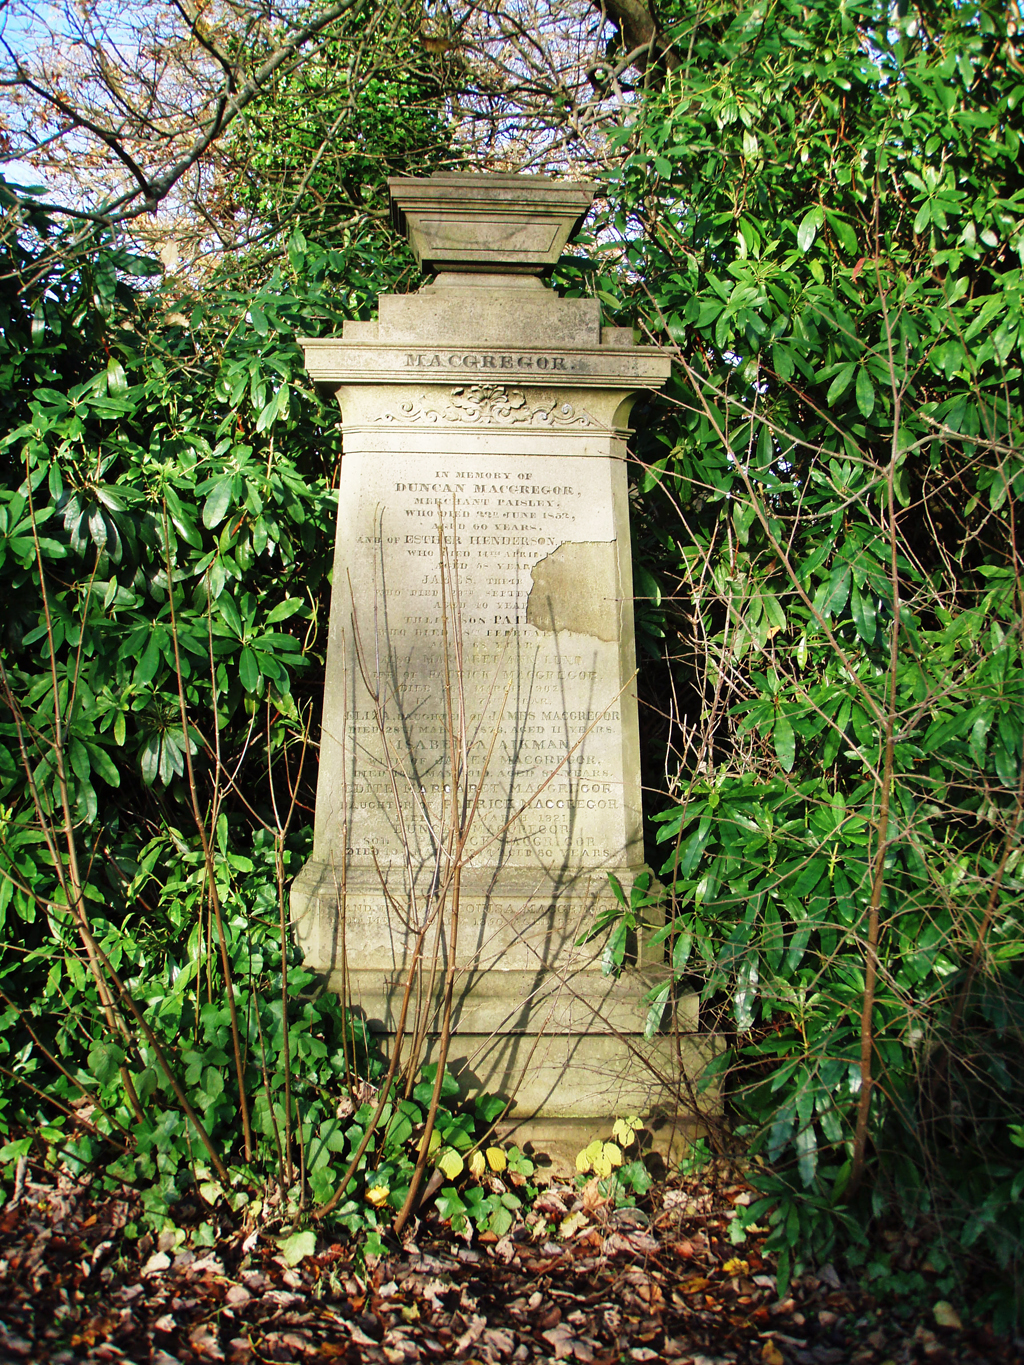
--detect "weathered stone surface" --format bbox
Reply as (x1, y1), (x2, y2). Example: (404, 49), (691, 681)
(291, 173), (703, 1139)
(389, 173), (595, 275)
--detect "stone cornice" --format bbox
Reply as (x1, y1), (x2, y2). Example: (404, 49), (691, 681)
(299, 340), (672, 389)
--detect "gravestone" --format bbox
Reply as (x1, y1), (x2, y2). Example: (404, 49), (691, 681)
(291, 173), (700, 1152)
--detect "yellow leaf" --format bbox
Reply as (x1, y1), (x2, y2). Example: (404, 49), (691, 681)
(722, 1257), (749, 1277)
(761, 1342), (784, 1365)
(591, 1142), (623, 1178)
(365, 1185), (390, 1208)
(577, 1138), (604, 1174)
(427, 1128), (442, 1154)
(438, 1147), (464, 1180)
(486, 1147), (507, 1173)
(612, 1116), (642, 1145)
(468, 1150), (486, 1179)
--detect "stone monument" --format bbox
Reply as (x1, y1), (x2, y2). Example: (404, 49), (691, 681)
(291, 173), (698, 1152)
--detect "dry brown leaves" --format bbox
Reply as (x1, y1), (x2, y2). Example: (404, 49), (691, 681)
(0, 1162), (1019, 1365)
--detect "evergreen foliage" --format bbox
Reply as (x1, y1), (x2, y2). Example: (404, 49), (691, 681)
(565, 0), (1024, 1319)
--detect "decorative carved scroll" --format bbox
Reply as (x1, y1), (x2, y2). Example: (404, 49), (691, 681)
(375, 384), (597, 428)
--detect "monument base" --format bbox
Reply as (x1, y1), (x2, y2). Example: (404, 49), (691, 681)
(291, 859), (712, 1155)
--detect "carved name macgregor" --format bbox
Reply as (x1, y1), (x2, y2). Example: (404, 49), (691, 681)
(404, 351), (572, 371)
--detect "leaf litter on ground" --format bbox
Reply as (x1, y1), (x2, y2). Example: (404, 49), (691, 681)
(0, 1153), (1020, 1365)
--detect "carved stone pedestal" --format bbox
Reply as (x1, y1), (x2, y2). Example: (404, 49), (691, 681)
(291, 174), (705, 1153)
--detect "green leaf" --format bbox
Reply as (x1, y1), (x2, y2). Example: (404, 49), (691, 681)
(826, 210), (858, 255)
(239, 646), (260, 693)
(850, 581), (876, 645)
(134, 634), (162, 686)
(797, 206), (823, 253)
(634, 565), (661, 605)
(489, 1205), (514, 1237)
(854, 367), (875, 418)
(277, 1230), (316, 1267)
(218, 594), (243, 637)
(644, 981), (671, 1040)
(106, 358), (128, 397)
(88, 1041), (125, 1086)
(826, 363), (856, 406)
(602, 919), (628, 975)
(203, 478), (234, 530)
(774, 716), (796, 772)
(85, 742), (120, 788)
(265, 598), (307, 625)
(413, 1063), (460, 1106)
(795, 1122), (818, 1186)
(734, 955), (759, 1031)
(139, 734), (161, 785)
(475, 1094), (506, 1124)
(826, 563), (851, 616)
(772, 343), (795, 382)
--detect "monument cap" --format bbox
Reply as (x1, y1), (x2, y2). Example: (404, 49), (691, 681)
(387, 171), (596, 276)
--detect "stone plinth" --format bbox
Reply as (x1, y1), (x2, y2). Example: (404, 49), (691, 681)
(292, 174), (703, 1148)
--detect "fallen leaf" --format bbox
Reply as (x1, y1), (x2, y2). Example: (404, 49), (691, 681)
(142, 1251), (171, 1276)
(455, 1314), (486, 1354)
(345, 1322), (380, 1346)
(533, 1192), (568, 1217)
(542, 1323), (582, 1360)
(191, 1253), (226, 1276)
(761, 1344), (784, 1365)
(262, 1290), (304, 1309)
(932, 1301), (962, 1330)
(190, 1324), (225, 1360)
(484, 1326), (516, 1357)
